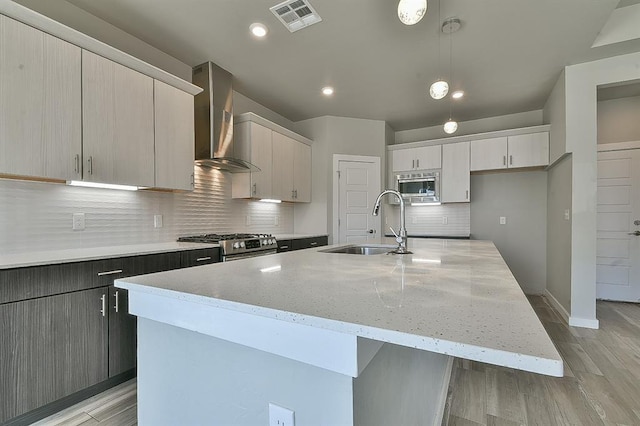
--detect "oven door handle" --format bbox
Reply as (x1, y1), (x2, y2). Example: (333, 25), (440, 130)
(398, 178), (436, 184)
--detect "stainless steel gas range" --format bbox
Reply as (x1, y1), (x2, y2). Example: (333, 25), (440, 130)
(178, 233), (278, 262)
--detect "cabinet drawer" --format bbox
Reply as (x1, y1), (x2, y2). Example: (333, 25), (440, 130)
(277, 239), (293, 253)
(180, 248), (221, 267)
(292, 236), (328, 251)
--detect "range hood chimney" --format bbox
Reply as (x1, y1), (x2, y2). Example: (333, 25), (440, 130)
(192, 62), (258, 172)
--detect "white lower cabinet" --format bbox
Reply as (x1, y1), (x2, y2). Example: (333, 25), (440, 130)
(441, 141), (470, 203)
(0, 15), (82, 181)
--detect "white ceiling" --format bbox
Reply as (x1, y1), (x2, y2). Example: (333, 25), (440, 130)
(59, 0), (640, 130)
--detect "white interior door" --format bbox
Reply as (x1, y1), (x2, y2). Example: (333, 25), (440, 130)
(337, 159), (381, 244)
(596, 148), (640, 302)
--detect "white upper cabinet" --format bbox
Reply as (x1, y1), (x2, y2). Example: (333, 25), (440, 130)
(82, 50), (155, 187)
(507, 132), (549, 168)
(470, 137), (508, 171)
(154, 80), (195, 191)
(441, 142), (470, 203)
(293, 142), (311, 202)
(272, 132), (312, 202)
(470, 132), (549, 172)
(392, 145), (441, 172)
(0, 15), (81, 181)
(232, 121), (273, 199)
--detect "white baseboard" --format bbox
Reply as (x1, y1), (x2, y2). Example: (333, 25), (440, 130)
(569, 316), (599, 329)
(544, 290), (600, 329)
(544, 290), (570, 323)
(434, 356), (454, 426)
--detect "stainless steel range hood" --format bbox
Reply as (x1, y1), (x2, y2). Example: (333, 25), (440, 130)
(192, 62), (259, 172)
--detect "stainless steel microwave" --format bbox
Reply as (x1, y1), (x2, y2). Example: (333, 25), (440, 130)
(393, 170), (440, 204)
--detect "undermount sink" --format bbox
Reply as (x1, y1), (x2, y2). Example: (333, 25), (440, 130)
(320, 244), (398, 255)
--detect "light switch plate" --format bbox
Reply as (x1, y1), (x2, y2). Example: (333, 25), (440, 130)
(269, 403), (295, 426)
(246, 215), (252, 226)
(154, 214), (163, 228)
(564, 209), (570, 221)
(442, 217), (448, 225)
(499, 216), (507, 225)
(72, 213), (85, 231)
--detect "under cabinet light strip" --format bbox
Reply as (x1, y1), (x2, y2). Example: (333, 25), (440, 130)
(67, 180), (139, 191)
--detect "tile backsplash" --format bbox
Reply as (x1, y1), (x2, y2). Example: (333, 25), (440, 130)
(383, 203), (470, 237)
(0, 166), (293, 255)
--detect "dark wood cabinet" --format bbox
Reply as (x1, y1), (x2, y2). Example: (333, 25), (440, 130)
(291, 236), (328, 251)
(108, 286), (136, 377)
(180, 247), (221, 267)
(0, 287), (108, 423)
(277, 239), (293, 253)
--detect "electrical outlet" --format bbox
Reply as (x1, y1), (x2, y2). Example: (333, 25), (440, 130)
(246, 215), (252, 226)
(269, 403), (295, 426)
(442, 216), (448, 225)
(72, 213), (85, 231)
(154, 214), (163, 228)
(564, 209), (570, 221)
(499, 216), (507, 225)
(274, 216), (280, 226)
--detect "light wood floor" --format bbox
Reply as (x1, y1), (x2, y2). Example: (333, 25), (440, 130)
(33, 297), (640, 426)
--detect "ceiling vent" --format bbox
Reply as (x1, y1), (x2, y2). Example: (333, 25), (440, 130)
(270, 0), (322, 32)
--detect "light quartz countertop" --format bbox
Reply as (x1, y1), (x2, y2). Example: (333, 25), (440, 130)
(116, 238), (563, 376)
(0, 242), (219, 270)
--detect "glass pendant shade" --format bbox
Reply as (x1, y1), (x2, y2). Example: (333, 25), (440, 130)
(443, 119), (458, 134)
(398, 0), (427, 25)
(429, 80), (449, 100)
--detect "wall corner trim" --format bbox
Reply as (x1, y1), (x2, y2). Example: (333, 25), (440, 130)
(544, 289), (570, 324)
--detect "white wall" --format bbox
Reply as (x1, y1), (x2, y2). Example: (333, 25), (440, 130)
(394, 110), (544, 144)
(597, 95), (640, 144)
(544, 70), (567, 164)
(469, 171), (548, 295)
(0, 168), (293, 255)
(546, 156), (573, 312)
(294, 116), (387, 241)
(384, 204), (470, 238)
(545, 51), (640, 328)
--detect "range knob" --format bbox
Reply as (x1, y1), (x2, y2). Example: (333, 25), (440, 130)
(233, 242), (240, 249)
(270, 239), (275, 245)
(240, 241), (245, 248)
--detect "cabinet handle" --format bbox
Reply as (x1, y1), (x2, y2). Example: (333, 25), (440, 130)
(412, 159), (415, 169)
(252, 183), (257, 195)
(97, 269), (123, 276)
(466, 190), (469, 200)
(294, 189), (298, 199)
(292, 190), (295, 199)
(87, 156), (93, 175)
(416, 159), (420, 168)
(191, 173), (195, 187)
(100, 294), (106, 317)
(74, 154), (80, 174)
(509, 155), (513, 165)
(279, 245), (289, 249)
(114, 290), (119, 313)
(503, 156), (506, 166)
(196, 256), (211, 262)
(310, 242), (318, 246)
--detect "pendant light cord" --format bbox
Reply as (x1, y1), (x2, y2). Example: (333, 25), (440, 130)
(448, 18), (453, 120)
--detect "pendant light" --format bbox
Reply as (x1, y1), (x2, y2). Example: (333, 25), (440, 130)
(398, 0), (427, 25)
(442, 17), (460, 134)
(429, 0), (448, 100)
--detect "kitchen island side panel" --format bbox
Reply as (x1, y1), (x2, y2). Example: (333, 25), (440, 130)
(137, 318), (354, 426)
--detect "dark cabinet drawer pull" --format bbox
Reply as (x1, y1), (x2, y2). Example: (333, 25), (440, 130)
(280, 245), (289, 249)
(114, 290), (119, 313)
(97, 269), (123, 276)
(100, 294), (106, 317)
(310, 242), (318, 246)
(196, 257), (212, 262)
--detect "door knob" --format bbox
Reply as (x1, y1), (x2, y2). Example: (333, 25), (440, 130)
(368, 229), (376, 234)
(629, 230), (640, 236)
(634, 220), (640, 226)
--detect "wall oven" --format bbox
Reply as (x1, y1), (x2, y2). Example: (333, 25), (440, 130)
(394, 170), (440, 204)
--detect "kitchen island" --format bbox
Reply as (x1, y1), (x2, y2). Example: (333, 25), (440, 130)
(116, 238), (562, 425)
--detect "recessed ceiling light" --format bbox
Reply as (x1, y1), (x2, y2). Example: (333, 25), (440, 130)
(250, 23), (268, 38)
(452, 90), (464, 99)
(321, 86), (334, 96)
